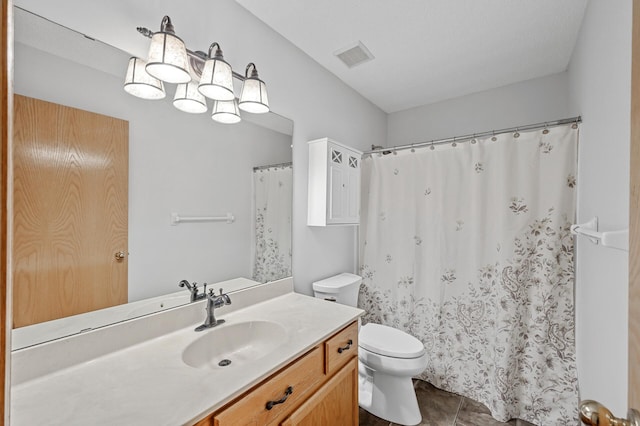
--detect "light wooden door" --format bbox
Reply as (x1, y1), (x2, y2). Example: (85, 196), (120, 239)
(12, 95), (128, 328)
(281, 358), (358, 426)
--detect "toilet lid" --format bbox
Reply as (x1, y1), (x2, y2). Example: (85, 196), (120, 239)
(359, 323), (425, 359)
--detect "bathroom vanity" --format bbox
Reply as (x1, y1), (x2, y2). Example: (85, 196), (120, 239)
(198, 321), (358, 425)
(10, 279), (362, 425)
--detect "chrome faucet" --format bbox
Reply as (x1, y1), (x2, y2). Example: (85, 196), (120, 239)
(178, 279), (207, 302)
(195, 288), (231, 332)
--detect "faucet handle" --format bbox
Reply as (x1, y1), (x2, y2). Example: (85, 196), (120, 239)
(219, 288), (232, 304)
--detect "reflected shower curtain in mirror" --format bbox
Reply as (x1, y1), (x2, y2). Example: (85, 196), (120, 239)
(252, 164), (292, 282)
(359, 125), (579, 425)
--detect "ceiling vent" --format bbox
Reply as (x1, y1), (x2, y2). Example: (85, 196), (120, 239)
(334, 41), (374, 68)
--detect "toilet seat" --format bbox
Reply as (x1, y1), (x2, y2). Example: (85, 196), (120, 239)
(359, 323), (425, 359)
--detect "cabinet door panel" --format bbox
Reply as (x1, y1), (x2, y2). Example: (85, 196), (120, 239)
(347, 170), (359, 221)
(329, 165), (343, 222)
(281, 358), (358, 426)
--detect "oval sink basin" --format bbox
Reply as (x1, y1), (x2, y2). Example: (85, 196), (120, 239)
(182, 321), (287, 370)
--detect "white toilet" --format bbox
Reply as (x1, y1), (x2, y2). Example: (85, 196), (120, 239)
(313, 273), (428, 426)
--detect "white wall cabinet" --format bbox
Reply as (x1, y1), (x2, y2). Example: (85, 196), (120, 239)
(307, 138), (362, 226)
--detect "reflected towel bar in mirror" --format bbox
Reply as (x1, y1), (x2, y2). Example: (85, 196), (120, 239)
(170, 212), (235, 225)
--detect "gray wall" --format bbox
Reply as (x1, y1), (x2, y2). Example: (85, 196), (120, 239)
(387, 72), (570, 144)
(568, 0), (632, 414)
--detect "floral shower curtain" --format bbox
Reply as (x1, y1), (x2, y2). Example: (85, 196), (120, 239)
(252, 164), (292, 282)
(358, 124), (579, 425)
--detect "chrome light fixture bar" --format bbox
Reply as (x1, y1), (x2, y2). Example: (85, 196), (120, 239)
(123, 15), (270, 123)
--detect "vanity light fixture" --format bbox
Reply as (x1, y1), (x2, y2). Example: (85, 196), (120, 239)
(124, 15), (270, 124)
(211, 99), (241, 124)
(145, 16), (191, 84)
(123, 57), (166, 100)
(239, 63), (270, 114)
(198, 43), (235, 101)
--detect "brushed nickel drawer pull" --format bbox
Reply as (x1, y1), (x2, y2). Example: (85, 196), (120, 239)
(266, 386), (293, 410)
(337, 339), (353, 353)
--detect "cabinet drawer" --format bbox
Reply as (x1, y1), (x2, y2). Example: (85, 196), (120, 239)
(213, 346), (324, 426)
(324, 322), (358, 375)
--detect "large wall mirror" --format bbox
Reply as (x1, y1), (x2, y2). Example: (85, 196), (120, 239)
(11, 7), (293, 349)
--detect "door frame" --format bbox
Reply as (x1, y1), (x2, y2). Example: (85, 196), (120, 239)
(1, 0), (11, 422)
(630, 0), (640, 410)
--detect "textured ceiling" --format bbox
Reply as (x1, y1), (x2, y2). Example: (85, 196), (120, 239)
(235, 0), (588, 113)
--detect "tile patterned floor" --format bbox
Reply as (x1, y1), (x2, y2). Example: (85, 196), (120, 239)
(359, 380), (536, 426)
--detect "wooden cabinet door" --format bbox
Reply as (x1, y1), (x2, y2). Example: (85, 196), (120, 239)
(280, 357), (358, 426)
(12, 95), (128, 327)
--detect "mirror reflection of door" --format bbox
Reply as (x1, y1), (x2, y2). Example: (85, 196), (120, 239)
(12, 95), (128, 328)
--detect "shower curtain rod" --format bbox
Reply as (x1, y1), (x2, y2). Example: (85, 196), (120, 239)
(365, 116), (582, 156)
(253, 161), (292, 171)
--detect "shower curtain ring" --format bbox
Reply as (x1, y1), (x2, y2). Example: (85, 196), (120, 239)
(491, 131), (497, 142)
(471, 134), (477, 144)
(513, 128), (520, 138)
(430, 141), (435, 150)
(452, 137), (457, 147)
(542, 124), (550, 135)
(572, 119), (579, 129)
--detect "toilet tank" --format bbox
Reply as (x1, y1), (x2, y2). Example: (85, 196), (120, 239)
(312, 273), (362, 307)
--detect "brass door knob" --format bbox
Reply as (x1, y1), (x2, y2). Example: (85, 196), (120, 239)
(114, 251), (126, 261)
(579, 400), (640, 426)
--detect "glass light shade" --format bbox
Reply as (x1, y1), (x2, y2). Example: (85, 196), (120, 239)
(239, 77), (269, 114)
(211, 99), (241, 124)
(198, 58), (234, 101)
(123, 57), (166, 100)
(145, 32), (191, 84)
(173, 81), (208, 114)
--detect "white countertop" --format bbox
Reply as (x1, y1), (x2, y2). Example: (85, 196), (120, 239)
(10, 290), (362, 425)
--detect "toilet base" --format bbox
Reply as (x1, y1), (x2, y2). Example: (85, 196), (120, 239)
(358, 361), (422, 426)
